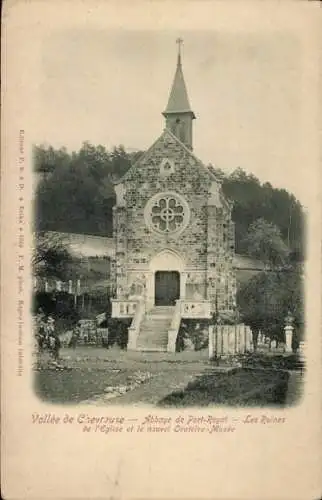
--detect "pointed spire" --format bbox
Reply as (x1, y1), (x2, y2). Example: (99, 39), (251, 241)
(163, 39), (195, 118)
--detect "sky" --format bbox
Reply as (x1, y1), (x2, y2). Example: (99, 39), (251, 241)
(34, 28), (311, 203)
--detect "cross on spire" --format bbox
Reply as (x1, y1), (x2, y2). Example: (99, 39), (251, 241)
(176, 37), (183, 58)
(163, 36), (196, 149)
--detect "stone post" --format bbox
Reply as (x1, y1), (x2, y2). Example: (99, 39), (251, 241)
(245, 326), (252, 352)
(284, 311), (294, 353)
(284, 325), (294, 353)
(222, 326), (229, 354)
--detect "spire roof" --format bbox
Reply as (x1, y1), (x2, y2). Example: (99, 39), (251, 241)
(163, 41), (195, 118)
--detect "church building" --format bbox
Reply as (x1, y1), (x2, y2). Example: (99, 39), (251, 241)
(111, 42), (237, 352)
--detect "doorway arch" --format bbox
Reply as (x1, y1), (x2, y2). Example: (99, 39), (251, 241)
(147, 249), (186, 308)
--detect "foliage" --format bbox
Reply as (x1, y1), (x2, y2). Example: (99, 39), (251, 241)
(76, 292), (112, 320)
(240, 353), (304, 372)
(34, 143), (143, 236)
(33, 291), (80, 333)
(34, 287), (112, 318)
(216, 167), (305, 260)
(237, 264), (304, 347)
(33, 291), (57, 316)
(177, 319), (210, 351)
(107, 318), (131, 349)
(241, 218), (290, 265)
(33, 232), (75, 280)
(211, 310), (239, 326)
(33, 145), (70, 174)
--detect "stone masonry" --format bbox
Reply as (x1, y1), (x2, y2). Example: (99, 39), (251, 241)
(111, 44), (236, 318)
(112, 129), (236, 315)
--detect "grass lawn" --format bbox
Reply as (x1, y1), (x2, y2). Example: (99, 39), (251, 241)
(158, 368), (290, 408)
(34, 348), (292, 407)
(34, 366), (137, 404)
(33, 347), (209, 405)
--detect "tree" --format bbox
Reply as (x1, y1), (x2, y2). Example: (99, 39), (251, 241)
(110, 145), (132, 180)
(221, 168), (305, 260)
(241, 218), (290, 266)
(77, 141), (111, 181)
(33, 143), (137, 236)
(33, 145), (70, 174)
(237, 265), (304, 349)
(32, 233), (74, 280)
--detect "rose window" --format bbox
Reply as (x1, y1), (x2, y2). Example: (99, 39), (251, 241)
(144, 192), (190, 235)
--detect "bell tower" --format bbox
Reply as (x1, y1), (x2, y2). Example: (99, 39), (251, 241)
(163, 38), (196, 150)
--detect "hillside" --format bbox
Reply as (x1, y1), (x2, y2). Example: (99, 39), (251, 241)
(34, 143), (305, 262)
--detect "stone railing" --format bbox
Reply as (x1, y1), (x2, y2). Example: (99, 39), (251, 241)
(180, 300), (211, 319)
(167, 300), (182, 353)
(111, 299), (138, 318)
(127, 299), (145, 350)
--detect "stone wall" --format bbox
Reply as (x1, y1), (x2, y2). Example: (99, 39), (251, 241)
(113, 129), (236, 311)
(123, 132), (210, 271)
(113, 206), (127, 297)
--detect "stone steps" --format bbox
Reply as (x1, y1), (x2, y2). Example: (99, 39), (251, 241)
(136, 306), (174, 351)
(148, 306), (174, 316)
(139, 325), (171, 332)
(141, 318), (171, 325)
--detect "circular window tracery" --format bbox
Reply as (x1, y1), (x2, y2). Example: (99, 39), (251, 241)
(144, 192), (190, 235)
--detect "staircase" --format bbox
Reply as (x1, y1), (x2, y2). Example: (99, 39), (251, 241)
(136, 306), (174, 352)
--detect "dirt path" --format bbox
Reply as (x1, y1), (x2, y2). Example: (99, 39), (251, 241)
(104, 369), (205, 406)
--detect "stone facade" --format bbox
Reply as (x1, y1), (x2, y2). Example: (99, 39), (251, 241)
(112, 129), (236, 315)
(111, 47), (236, 320)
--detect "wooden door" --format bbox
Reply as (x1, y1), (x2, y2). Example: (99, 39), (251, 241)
(155, 271), (180, 306)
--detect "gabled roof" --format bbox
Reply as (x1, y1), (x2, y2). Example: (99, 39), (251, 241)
(165, 128), (223, 185)
(114, 128), (224, 189)
(163, 54), (195, 118)
(112, 132), (167, 185)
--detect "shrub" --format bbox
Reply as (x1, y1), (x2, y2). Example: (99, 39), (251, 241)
(33, 291), (80, 332)
(33, 291), (56, 316)
(107, 318), (131, 349)
(177, 319), (210, 351)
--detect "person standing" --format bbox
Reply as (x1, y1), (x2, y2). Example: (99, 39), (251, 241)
(46, 316), (60, 361)
(69, 324), (80, 349)
(52, 333), (61, 361)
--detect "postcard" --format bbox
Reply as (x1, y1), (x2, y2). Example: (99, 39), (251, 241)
(1, 1), (321, 499)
